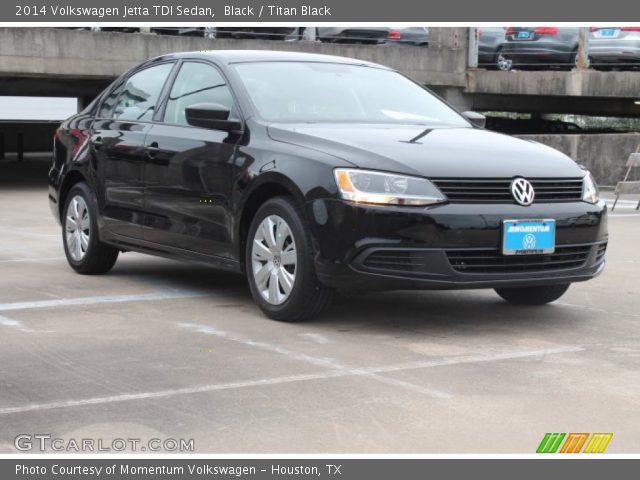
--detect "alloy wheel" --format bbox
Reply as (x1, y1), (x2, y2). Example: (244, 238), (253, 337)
(251, 215), (297, 305)
(65, 195), (90, 261)
(497, 53), (513, 71)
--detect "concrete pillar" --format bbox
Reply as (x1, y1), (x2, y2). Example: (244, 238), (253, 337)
(576, 27), (590, 70)
(468, 27), (479, 68)
(17, 132), (24, 162)
(302, 27), (317, 42)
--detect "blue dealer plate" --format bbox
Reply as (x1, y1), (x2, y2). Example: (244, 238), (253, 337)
(517, 31), (531, 39)
(502, 219), (555, 255)
(600, 28), (616, 37)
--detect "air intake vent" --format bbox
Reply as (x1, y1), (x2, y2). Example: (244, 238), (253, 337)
(361, 250), (415, 272)
(447, 245), (592, 274)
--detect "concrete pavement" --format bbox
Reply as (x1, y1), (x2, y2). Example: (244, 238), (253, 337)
(1, 160), (639, 453)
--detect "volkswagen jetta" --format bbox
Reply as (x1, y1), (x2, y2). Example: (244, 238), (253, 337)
(49, 50), (607, 321)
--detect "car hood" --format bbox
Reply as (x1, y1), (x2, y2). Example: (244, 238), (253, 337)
(267, 124), (584, 178)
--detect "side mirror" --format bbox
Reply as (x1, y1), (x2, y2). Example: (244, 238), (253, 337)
(185, 103), (242, 132)
(462, 111), (486, 128)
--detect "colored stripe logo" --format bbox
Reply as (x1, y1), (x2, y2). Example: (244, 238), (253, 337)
(537, 433), (613, 453)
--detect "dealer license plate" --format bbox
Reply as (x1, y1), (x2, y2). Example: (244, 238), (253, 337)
(502, 219), (555, 255)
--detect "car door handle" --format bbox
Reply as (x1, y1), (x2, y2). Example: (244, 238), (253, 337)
(145, 142), (161, 161)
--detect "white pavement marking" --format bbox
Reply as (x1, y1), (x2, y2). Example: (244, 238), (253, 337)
(0, 315), (55, 334)
(0, 345), (583, 416)
(0, 290), (209, 313)
(299, 332), (331, 344)
(178, 321), (451, 398)
(0, 256), (65, 263)
(178, 322), (344, 370)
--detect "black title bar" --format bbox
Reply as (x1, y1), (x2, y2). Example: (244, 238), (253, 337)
(5, 0), (639, 22)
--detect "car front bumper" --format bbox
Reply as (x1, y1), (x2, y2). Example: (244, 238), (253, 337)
(306, 199), (608, 291)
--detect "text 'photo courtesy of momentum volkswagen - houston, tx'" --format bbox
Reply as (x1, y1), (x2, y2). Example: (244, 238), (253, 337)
(49, 50), (607, 322)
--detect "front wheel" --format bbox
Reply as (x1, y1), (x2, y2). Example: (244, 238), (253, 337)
(246, 197), (333, 321)
(62, 183), (119, 274)
(495, 284), (570, 305)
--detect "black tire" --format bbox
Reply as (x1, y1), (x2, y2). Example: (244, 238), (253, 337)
(495, 284), (570, 305)
(62, 183), (119, 275)
(245, 196), (333, 321)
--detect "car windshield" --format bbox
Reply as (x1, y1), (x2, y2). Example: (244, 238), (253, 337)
(233, 62), (470, 126)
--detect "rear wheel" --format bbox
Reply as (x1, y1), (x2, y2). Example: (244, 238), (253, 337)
(495, 284), (570, 305)
(62, 183), (119, 274)
(496, 50), (513, 71)
(246, 197), (333, 321)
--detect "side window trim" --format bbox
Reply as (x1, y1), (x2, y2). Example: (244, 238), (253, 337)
(157, 59), (244, 127)
(152, 59), (183, 123)
(95, 78), (126, 120)
(96, 60), (178, 123)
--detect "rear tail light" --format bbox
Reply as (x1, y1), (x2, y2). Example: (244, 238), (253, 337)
(534, 27), (559, 36)
(621, 27), (640, 32)
(505, 27), (516, 36)
(589, 27), (599, 32)
(388, 30), (401, 40)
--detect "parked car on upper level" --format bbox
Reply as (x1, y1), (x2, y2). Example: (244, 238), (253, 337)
(589, 27), (640, 70)
(500, 27), (580, 70)
(385, 27), (430, 46)
(214, 27), (298, 41)
(477, 27), (509, 70)
(316, 27), (390, 44)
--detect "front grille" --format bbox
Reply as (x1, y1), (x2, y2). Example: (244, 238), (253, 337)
(447, 244), (592, 274)
(432, 178), (584, 203)
(361, 250), (415, 272)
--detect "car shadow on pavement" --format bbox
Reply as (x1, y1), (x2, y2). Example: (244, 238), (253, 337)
(314, 289), (583, 336)
(108, 258), (582, 335)
(108, 258), (250, 297)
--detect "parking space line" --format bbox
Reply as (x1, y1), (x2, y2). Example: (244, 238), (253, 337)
(0, 345), (582, 416)
(0, 256), (65, 263)
(178, 322), (452, 398)
(0, 315), (55, 334)
(0, 290), (209, 313)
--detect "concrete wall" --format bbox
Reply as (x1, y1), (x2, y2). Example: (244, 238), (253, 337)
(467, 70), (640, 98)
(518, 133), (640, 186)
(0, 28), (467, 98)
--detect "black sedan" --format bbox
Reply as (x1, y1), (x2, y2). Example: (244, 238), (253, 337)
(49, 51), (607, 321)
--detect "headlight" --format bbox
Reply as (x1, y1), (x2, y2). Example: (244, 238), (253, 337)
(334, 168), (446, 206)
(582, 171), (600, 204)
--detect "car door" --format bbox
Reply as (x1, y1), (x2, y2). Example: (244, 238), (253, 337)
(142, 60), (242, 258)
(91, 61), (175, 239)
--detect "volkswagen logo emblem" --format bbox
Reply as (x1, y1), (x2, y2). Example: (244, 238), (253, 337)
(523, 233), (536, 249)
(510, 178), (535, 206)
